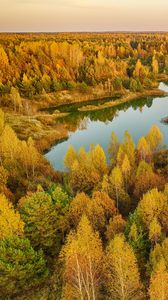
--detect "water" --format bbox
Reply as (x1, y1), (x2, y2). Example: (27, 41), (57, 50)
(45, 82), (168, 171)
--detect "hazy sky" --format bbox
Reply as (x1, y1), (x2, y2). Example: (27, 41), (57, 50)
(1, 0), (168, 32)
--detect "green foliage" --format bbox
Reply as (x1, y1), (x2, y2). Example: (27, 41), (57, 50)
(19, 191), (59, 252)
(0, 236), (48, 298)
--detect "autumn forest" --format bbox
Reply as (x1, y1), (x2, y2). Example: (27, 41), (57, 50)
(0, 32), (168, 300)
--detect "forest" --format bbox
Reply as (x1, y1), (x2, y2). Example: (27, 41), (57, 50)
(0, 32), (168, 104)
(0, 33), (168, 299)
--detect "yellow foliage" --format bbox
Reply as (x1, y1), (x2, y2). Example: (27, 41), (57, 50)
(0, 194), (24, 238)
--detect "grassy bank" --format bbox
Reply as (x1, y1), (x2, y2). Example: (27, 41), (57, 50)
(4, 84), (168, 154)
(5, 111), (70, 152)
(78, 88), (167, 112)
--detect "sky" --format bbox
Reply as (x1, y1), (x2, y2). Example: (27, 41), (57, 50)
(0, 0), (168, 32)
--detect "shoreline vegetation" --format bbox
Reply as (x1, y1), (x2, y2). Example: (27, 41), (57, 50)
(1, 33), (168, 153)
(78, 87), (167, 112)
(3, 82), (168, 153)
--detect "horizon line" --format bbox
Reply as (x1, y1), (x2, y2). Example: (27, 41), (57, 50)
(0, 30), (168, 34)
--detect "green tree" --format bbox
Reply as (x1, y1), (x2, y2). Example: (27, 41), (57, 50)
(0, 236), (48, 298)
(19, 191), (59, 251)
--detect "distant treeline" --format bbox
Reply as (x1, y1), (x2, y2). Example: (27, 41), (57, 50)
(0, 32), (168, 101)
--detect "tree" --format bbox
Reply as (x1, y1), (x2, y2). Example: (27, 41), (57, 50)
(137, 136), (151, 161)
(150, 238), (168, 271)
(67, 147), (102, 193)
(86, 191), (117, 235)
(19, 191), (59, 251)
(0, 46), (9, 70)
(105, 234), (143, 300)
(0, 236), (48, 298)
(109, 166), (123, 209)
(67, 192), (117, 235)
(106, 215), (126, 241)
(149, 259), (168, 300)
(64, 145), (77, 170)
(125, 211), (151, 272)
(10, 87), (22, 112)
(0, 108), (4, 135)
(152, 56), (159, 75)
(108, 131), (120, 165)
(123, 131), (135, 167)
(90, 144), (107, 176)
(0, 125), (20, 160)
(20, 137), (39, 177)
(121, 154), (131, 190)
(149, 218), (162, 245)
(60, 215), (104, 300)
(146, 125), (163, 153)
(137, 188), (166, 228)
(117, 145), (126, 167)
(0, 193), (24, 238)
(134, 161), (164, 200)
(27, 137), (39, 176)
(134, 59), (142, 77)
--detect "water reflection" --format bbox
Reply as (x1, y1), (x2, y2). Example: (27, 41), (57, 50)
(45, 84), (168, 171)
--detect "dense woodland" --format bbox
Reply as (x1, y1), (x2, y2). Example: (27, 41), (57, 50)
(0, 105), (168, 299)
(0, 32), (168, 110)
(0, 33), (168, 299)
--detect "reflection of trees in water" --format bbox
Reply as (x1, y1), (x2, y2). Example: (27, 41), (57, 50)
(56, 96), (154, 131)
(78, 117), (89, 130)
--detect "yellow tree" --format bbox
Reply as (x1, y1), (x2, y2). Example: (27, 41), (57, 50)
(137, 188), (166, 228)
(0, 109), (4, 135)
(106, 215), (126, 241)
(27, 137), (39, 177)
(123, 131), (135, 167)
(149, 218), (162, 245)
(108, 131), (120, 165)
(101, 174), (110, 194)
(109, 166), (123, 209)
(10, 87), (22, 112)
(149, 259), (168, 300)
(64, 145), (77, 170)
(60, 215), (104, 300)
(0, 46), (9, 70)
(121, 154), (131, 190)
(134, 161), (164, 200)
(20, 137), (39, 177)
(67, 192), (90, 228)
(134, 59), (142, 77)
(19, 140), (29, 178)
(67, 192), (117, 235)
(86, 191), (117, 234)
(0, 194), (24, 238)
(146, 125), (163, 153)
(0, 125), (20, 160)
(152, 56), (159, 75)
(78, 147), (87, 164)
(90, 144), (107, 176)
(137, 136), (151, 161)
(105, 234), (143, 300)
(117, 145), (125, 167)
(150, 238), (168, 271)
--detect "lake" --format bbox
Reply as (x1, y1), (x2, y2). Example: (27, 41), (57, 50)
(45, 82), (168, 171)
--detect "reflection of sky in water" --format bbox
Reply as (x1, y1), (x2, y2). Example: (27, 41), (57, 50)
(46, 83), (168, 171)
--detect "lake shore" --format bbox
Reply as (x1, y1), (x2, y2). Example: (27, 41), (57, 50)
(78, 88), (167, 112)
(4, 83), (168, 154)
